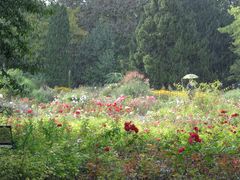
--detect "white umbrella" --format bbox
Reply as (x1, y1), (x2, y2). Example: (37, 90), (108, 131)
(182, 74), (199, 80)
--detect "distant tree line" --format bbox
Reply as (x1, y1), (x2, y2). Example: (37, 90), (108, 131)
(1, 0), (240, 88)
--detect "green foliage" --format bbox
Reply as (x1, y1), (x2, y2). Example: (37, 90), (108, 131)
(0, 0), (45, 70)
(133, 0), (235, 88)
(112, 79), (150, 98)
(0, 69), (25, 97)
(44, 5), (70, 87)
(23, 13), (50, 73)
(72, 21), (118, 86)
(0, 69), (54, 102)
(105, 73), (123, 84)
(0, 84), (240, 178)
(189, 0), (235, 82)
(223, 89), (240, 101)
(31, 87), (55, 103)
(197, 80), (223, 93)
(133, 0), (213, 88)
(220, 7), (240, 82)
(67, 7), (87, 43)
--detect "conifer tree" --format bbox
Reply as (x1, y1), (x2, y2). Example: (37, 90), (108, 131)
(134, 0), (212, 88)
(44, 5), (70, 87)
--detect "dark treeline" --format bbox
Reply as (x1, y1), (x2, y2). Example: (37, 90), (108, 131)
(1, 0), (240, 88)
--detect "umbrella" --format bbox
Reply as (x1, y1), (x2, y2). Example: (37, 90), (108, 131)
(182, 74), (199, 79)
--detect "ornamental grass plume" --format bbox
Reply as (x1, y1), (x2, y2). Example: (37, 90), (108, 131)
(122, 71), (145, 83)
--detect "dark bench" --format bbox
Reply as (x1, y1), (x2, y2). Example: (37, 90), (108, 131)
(0, 126), (13, 148)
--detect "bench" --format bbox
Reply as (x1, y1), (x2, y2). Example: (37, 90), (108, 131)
(0, 126), (14, 148)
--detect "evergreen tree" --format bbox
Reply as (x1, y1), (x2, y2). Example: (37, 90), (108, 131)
(72, 21), (117, 86)
(186, 0), (236, 83)
(134, 0), (212, 88)
(220, 7), (240, 81)
(44, 5), (70, 87)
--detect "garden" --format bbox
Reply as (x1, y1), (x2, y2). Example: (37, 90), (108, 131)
(2, 0), (240, 179)
(0, 72), (240, 179)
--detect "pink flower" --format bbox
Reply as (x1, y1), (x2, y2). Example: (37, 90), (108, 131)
(114, 95), (126, 104)
(96, 101), (104, 106)
(75, 109), (81, 115)
(27, 109), (33, 114)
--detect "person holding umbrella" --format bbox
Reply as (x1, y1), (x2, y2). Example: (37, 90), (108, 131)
(182, 74), (199, 100)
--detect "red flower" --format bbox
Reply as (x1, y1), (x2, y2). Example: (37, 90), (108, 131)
(57, 123), (62, 127)
(124, 121), (139, 133)
(27, 109), (33, 114)
(130, 124), (139, 133)
(220, 110), (227, 114)
(193, 127), (199, 132)
(115, 106), (121, 112)
(104, 146), (111, 152)
(59, 109), (63, 113)
(189, 132), (202, 144)
(178, 147), (185, 153)
(222, 120), (228, 124)
(124, 121), (132, 131)
(231, 113), (239, 118)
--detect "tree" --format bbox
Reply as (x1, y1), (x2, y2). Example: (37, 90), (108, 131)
(76, 0), (149, 73)
(186, 0), (236, 84)
(133, 0), (213, 88)
(71, 21), (117, 86)
(220, 7), (240, 81)
(0, 0), (44, 70)
(44, 5), (70, 87)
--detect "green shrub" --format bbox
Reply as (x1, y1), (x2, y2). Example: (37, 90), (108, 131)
(224, 89), (240, 101)
(111, 79), (150, 98)
(31, 87), (55, 103)
(101, 83), (120, 97)
(0, 69), (46, 98)
(105, 73), (123, 84)
(54, 86), (72, 93)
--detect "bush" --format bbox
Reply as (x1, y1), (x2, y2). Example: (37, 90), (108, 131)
(54, 86), (72, 93)
(101, 83), (120, 97)
(0, 69), (46, 98)
(224, 89), (240, 101)
(105, 73), (123, 84)
(111, 79), (150, 98)
(31, 87), (55, 103)
(107, 71), (151, 98)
